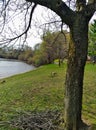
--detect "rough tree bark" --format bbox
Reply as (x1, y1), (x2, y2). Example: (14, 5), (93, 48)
(25, 0), (95, 130)
(64, 14), (89, 130)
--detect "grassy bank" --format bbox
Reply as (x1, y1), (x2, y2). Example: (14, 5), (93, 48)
(0, 63), (96, 129)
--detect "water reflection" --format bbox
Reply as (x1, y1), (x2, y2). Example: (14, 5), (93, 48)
(0, 58), (35, 79)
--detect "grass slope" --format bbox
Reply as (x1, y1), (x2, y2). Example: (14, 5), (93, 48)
(0, 63), (96, 129)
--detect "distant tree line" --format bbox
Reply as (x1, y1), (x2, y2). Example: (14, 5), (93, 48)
(0, 31), (69, 66)
(0, 25), (96, 66)
(0, 47), (22, 59)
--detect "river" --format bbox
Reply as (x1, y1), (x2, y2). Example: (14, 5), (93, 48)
(0, 58), (35, 79)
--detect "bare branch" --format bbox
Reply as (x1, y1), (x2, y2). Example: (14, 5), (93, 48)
(0, 2), (37, 47)
(9, 3), (37, 40)
(26, 0), (75, 26)
(84, 3), (96, 20)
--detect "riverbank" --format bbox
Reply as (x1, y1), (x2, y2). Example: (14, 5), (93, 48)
(0, 63), (96, 129)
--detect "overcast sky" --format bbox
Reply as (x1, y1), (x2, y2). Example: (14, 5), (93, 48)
(25, 5), (61, 48)
(0, 1), (96, 49)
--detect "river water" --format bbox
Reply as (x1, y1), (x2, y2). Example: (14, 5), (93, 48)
(0, 58), (35, 79)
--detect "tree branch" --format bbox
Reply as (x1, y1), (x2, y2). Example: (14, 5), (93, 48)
(84, 2), (96, 20)
(26, 0), (75, 26)
(11, 3), (37, 40)
(0, 3), (37, 46)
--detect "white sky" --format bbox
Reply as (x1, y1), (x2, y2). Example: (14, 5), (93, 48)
(26, 6), (49, 48)
(26, 5), (60, 48)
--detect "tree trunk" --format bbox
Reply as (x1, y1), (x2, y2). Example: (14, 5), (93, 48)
(64, 14), (89, 130)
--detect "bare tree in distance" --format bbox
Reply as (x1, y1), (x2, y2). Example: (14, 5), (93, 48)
(0, 0), (96, 130)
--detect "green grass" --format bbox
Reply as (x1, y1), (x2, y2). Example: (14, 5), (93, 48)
(83, 63), (96, 128)
(0, 63), (96, 129)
